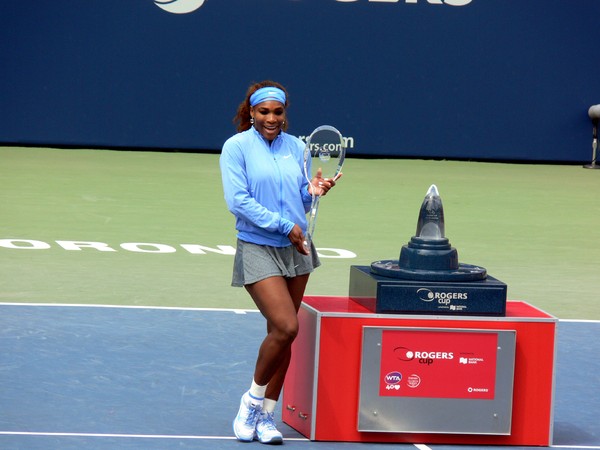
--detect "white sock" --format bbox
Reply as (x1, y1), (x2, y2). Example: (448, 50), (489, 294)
(248, 379), (267, 405)
(262, 398), (277, 414)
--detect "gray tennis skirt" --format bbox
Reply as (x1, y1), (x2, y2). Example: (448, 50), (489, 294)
(231, 239), (321, 287)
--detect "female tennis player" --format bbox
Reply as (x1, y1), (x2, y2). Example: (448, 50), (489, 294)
(220, 80), (340, 444)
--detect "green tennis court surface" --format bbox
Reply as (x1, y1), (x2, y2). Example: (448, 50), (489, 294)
(1, 146), (599, 319)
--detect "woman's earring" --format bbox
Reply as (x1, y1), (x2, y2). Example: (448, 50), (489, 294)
(250, 117), (255, 124)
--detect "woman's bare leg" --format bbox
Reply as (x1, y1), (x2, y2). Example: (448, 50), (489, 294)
(264, 274), (308, 401)
(245, 274), (309, 392)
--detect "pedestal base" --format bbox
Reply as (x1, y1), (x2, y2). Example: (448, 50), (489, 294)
(282, 296), (556, 446)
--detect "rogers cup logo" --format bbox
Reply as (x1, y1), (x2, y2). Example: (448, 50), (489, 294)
(394, 346), (454, 365)
(154, 0), (206, 14)
(153, 0), (473, 15)
(417, 288), (468, 304)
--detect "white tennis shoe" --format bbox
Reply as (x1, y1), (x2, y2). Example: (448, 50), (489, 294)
(255, 411), (283, 445)
(233, 391), (262, 442)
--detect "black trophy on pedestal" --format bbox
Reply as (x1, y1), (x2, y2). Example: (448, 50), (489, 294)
(371, 184), (487, 281)
(349, 184), (507, 316)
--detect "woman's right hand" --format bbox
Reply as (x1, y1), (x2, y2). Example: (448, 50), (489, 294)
(288, 224), (309, 255)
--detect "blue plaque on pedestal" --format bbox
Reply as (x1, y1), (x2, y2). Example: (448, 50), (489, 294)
(349, 265), (507, 316)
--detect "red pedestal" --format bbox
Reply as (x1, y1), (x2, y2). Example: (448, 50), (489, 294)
(283, 296), (557, 446)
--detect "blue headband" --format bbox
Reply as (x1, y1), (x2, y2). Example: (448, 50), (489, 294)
(249, 87), (286, 107)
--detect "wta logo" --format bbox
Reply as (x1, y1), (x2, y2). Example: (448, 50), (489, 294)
(384, 371), (402, 391)
(384, 371), (402, 384)
(154, 0), (205, 14)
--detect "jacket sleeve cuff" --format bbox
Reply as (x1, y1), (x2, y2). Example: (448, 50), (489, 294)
(279, 218), (295, 237)
(302, 187), (313, 209)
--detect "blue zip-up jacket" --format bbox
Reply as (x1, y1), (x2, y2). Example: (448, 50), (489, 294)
(220, 127), (313, 247)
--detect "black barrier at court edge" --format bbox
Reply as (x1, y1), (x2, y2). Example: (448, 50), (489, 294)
(1, 0), (599, 162)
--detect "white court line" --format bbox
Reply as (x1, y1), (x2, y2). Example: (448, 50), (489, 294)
(0, 431), (307, 441)
(0, 432), (439, 449)
(0, 302), (259, 314)
(558, 319), (600, 324)
(410, 444), (600, 450)
(2, 433), (600, 450)
(551, 446), (600, 449)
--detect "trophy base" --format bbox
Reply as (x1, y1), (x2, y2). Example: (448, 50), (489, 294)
(371, 259), (486, 282)
(349, 265), (507, 316)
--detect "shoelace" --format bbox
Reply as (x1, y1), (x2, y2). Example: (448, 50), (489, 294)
(244, 404), (261, 426)
(260, 413), (277, 430)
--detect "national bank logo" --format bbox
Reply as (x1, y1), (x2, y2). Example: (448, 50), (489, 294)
(153, 0), (472, 15)
(154, 0), (206, 14)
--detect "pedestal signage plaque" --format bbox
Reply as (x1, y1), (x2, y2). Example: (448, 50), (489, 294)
(358, 326), (516, 435)
(378, 329), (498, 399)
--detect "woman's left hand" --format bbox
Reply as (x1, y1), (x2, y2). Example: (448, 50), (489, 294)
(288, 224), (309, 255)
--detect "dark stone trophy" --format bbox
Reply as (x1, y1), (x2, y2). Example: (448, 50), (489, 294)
(349, 185), (507, 316)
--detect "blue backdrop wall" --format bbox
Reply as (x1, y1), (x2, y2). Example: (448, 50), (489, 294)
(1, 0), (599, 162)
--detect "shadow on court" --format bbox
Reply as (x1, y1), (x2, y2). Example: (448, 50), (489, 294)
(0, 304), (598, 450)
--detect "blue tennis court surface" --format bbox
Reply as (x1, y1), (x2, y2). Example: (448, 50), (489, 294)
(0, 304), (598, 450)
